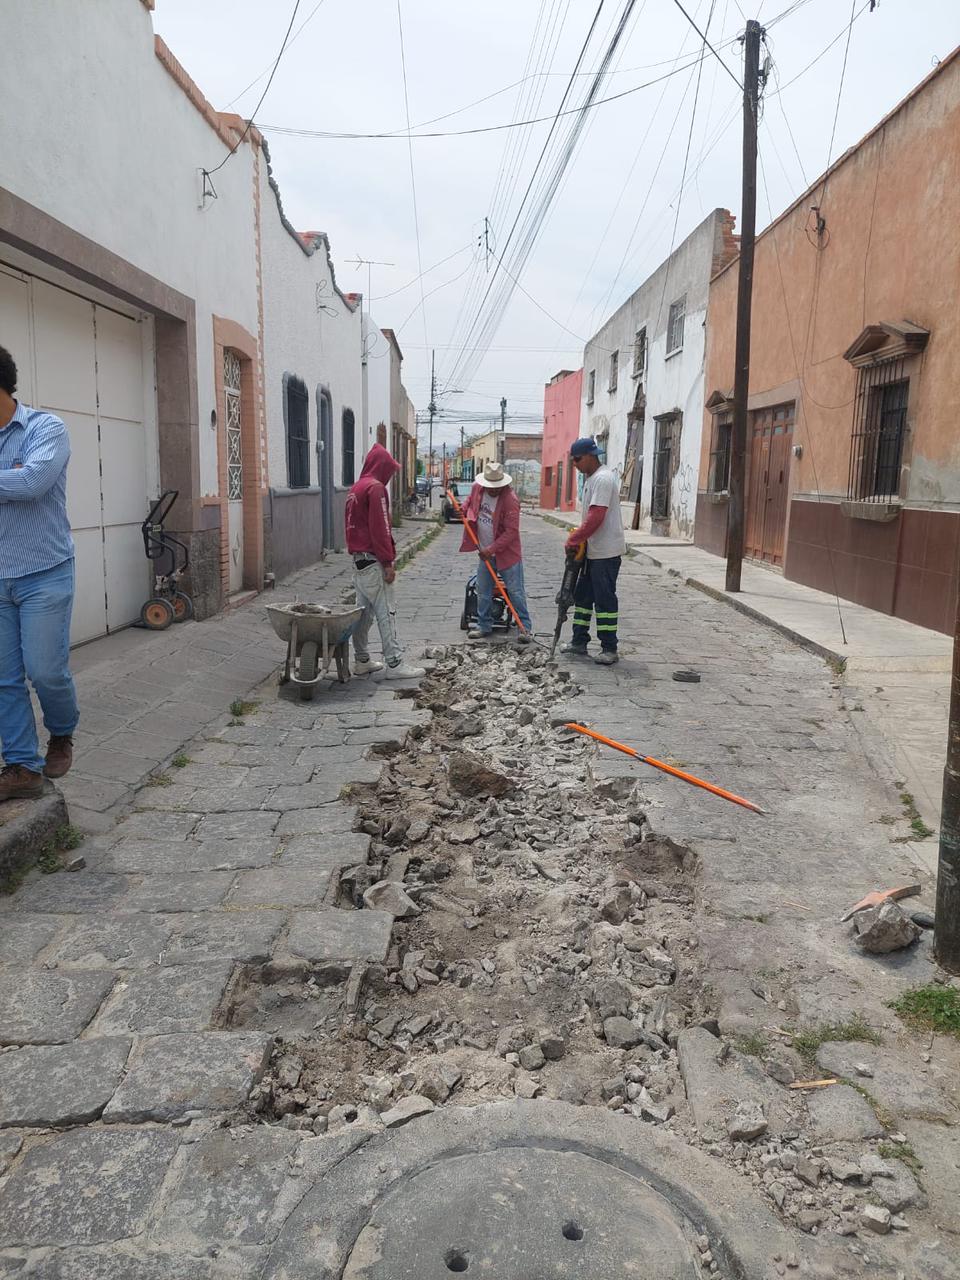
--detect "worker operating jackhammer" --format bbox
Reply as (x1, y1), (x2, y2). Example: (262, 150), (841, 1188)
(562, 437), (627, 666)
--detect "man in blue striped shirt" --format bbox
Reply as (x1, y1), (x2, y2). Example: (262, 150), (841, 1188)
(0, 345), (79, 800)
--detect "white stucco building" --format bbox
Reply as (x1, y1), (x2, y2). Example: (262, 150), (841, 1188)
(580, 210), (738, 539)
(259, 148), (365, 576)
(0, 0), (395, 624)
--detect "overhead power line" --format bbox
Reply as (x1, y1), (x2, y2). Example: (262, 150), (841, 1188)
(206, 0), (302, 177)
(223, 0), (329, 110)
(259, 49), (725, 141)
(395, 0), (430, 353)
(669, 0), (742, 89)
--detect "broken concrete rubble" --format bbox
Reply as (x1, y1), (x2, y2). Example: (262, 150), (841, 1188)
(362, 880), (421, 920)
(853, 901), (921, 954)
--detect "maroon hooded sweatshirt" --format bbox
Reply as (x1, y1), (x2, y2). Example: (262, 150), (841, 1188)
(345, 443), (401, 566)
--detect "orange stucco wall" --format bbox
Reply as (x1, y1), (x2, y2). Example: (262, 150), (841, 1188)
(700, 50), (960, 505)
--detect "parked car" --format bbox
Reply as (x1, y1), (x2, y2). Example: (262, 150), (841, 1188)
(415, 476), (430, 497)
(442, 480), (473, 523)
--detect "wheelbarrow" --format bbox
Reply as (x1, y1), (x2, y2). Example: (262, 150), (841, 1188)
(266, 601), (363, 701)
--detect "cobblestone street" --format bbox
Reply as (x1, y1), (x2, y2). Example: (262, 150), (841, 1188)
(0, 518), (957, 1278)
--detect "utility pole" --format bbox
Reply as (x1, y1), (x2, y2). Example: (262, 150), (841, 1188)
(936, 585), (960, 973)
(500, 396), (507, 465)
(725, 19), (764, 593)
(427, 350), (436, 507)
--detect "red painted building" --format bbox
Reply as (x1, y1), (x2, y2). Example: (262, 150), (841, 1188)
(539, 369), (583, 510)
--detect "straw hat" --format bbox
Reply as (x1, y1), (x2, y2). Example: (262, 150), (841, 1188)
(476, 461), (512, 489)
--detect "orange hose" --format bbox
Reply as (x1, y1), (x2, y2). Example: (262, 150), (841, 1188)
(564, 722), (765, 815)
(447, 488), (528, 634)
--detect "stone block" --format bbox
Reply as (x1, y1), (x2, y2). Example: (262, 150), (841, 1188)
(0, 787), (69, 886)
(816, 1042), (955, 1122)
(195, 811), (280, 840)
(278, 832), (370, 869)
(25, 1244), (267, 1278)
(0, 1128), (180, 1246)
(45, 915), (172, 969)
(92, 963), (234, 1035)
(805, 1083), (884, 1142)
(7, 872), (130, 915)
(158, 1127), (300, 1246)
(228, 867), (332, 909)
(0, 914), (68, 964)
(274, 804), (359, 838)
(162, 912), (284, 966)
(677, 1026), (789, 1141)
(118, 872), (236, 913)
(188, 787), (274, 815)
(284, 910), (394, 963)
(0, 1038), (130, 1127)
(103, 1031), (273, 1123)
(0, 969), (115, 1045)
(114, 812), (200, 840)
(100, 837), (279, 873)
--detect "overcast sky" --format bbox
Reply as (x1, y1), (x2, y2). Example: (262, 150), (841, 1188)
(153, 0), (957, 449)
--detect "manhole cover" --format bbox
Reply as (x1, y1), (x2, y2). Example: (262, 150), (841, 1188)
(343, 1147), (706, 1278)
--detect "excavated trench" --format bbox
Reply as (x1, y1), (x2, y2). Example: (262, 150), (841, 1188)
(225, 643), (706, 1127)
(224, 645), (935, 1265)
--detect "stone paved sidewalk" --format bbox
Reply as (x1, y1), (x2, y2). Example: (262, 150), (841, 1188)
(46, 519), (433, 838)
(0, 519), (957, 1277)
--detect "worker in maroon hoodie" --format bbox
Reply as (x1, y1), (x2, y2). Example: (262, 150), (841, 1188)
(345, 443), (425, 680)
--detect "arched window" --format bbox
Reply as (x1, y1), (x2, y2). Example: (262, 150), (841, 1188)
(283, 373), (310, 488)
(342, 408), (356, 486)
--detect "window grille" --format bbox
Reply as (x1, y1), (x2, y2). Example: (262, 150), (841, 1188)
(666, 296), (686, 356)
(847, 360), (908, 502)
(285, 374), (310, 488)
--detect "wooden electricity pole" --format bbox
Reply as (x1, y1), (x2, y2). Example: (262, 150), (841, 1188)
(725, 19), (763, 592)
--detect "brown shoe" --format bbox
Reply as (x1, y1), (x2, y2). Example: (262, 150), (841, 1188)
(44, 735), (74, 779)
(0, 765), (45, 801)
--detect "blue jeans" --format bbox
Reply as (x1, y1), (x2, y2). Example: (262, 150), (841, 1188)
(352, 562), (404, 667)
(572, 555), (621, 652)
(476, 557), (533, 634)
(0, 558), (79, 772)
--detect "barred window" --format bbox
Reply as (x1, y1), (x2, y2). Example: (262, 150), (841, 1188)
(666, 295), (686, 356)
(608, 350), (619, 393)
(633, 326), (647, 378)
(284, 373), (310, 489)
(847, 361), (908, 503)
(586, 369), (596, 405)
(708, 413), (732, 493)
(341, 408), (356, 486)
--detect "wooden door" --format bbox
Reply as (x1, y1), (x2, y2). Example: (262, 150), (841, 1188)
(745, 403), (794, 566)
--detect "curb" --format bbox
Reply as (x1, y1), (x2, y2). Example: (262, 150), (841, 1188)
(396, 518), (442, 571)
(0, 787), (70, 892)
(679, 573), (846, 669)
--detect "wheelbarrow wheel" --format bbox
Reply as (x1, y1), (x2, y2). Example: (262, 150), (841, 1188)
(141, 597), (175, 631)
(172, 591), (194, 623)
(299, 641), (319, 700)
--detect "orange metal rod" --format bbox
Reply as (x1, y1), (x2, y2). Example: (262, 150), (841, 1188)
(564, 722), (765, 815)
(447, 488), (528, 634)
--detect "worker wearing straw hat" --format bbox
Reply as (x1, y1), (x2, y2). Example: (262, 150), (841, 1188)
(459, 461), (533, 642)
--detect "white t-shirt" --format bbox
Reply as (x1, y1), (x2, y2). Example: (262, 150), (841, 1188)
(582, 465), (626, 560)
(477, 491), (497, 549)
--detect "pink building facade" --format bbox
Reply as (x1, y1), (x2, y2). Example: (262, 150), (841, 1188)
(539, 369), (583, 510)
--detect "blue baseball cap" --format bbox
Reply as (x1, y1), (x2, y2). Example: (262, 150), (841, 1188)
(570, 437), (601, 458)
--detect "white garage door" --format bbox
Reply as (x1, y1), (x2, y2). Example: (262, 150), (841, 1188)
(0, 265), (154, 644)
